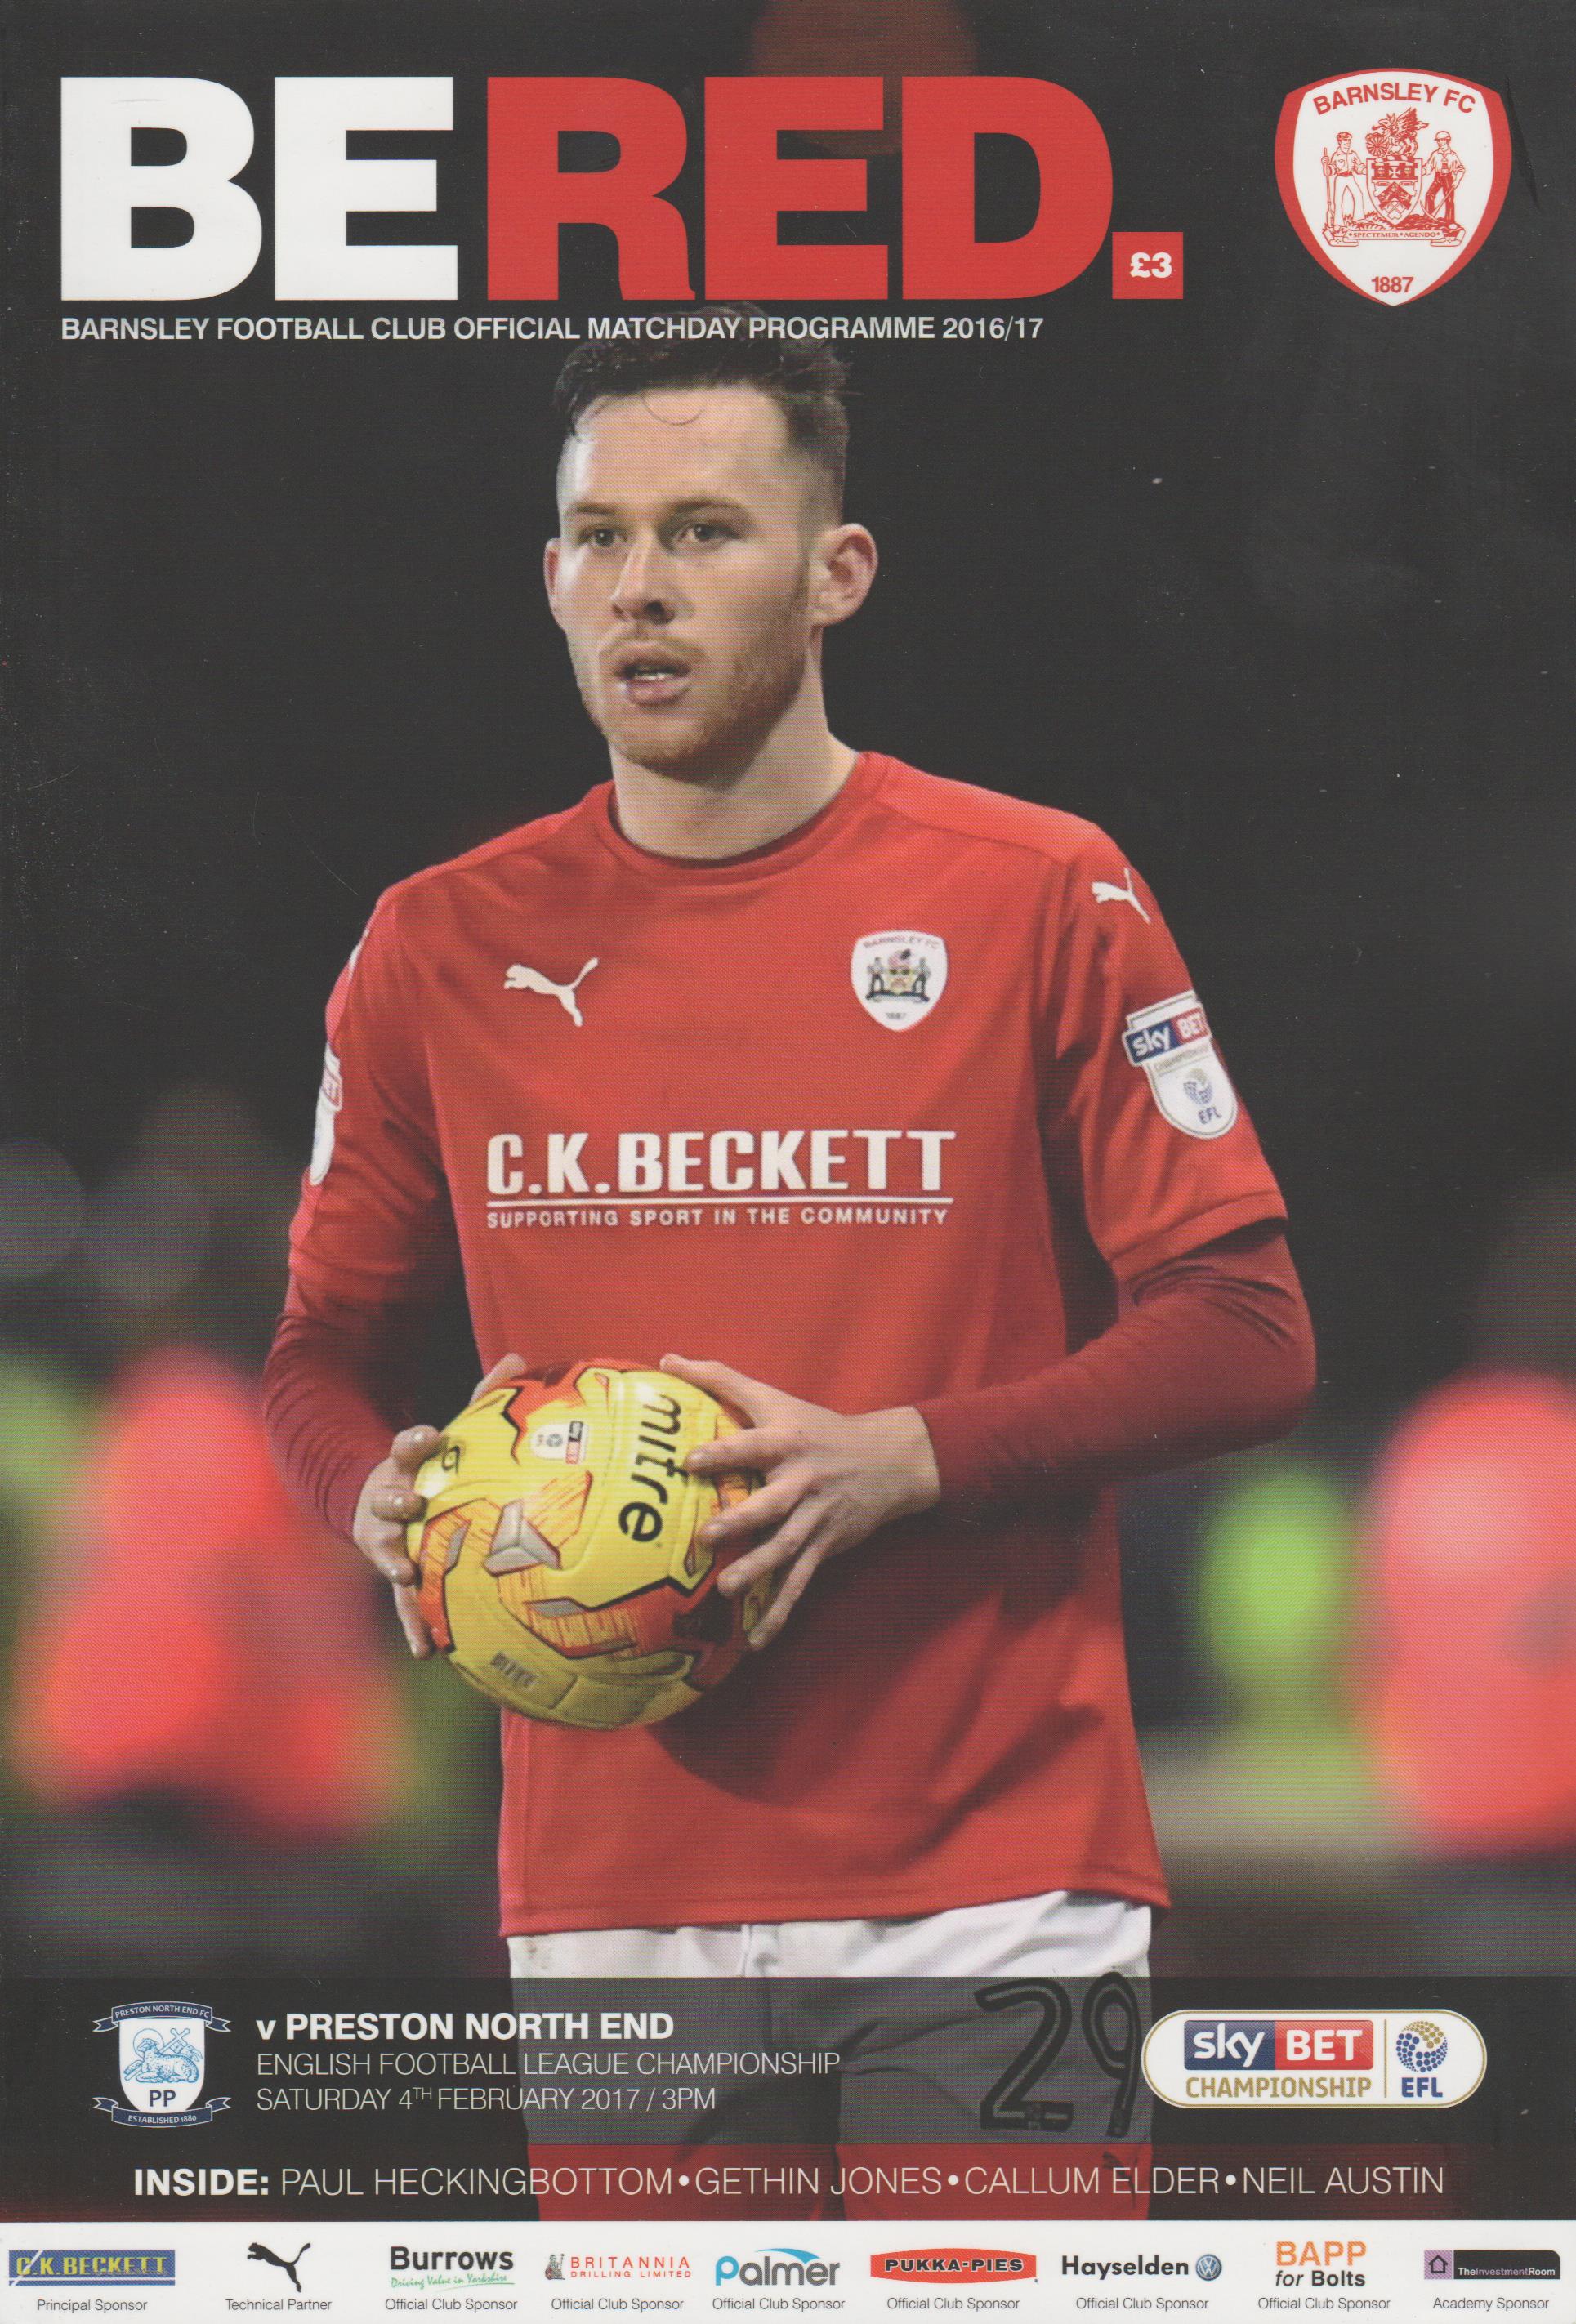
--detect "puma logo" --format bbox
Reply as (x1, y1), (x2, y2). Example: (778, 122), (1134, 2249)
(503, 956), (599, 1024)
(248, 2242), (310, 2294)
(1091, 867), (1150, 923)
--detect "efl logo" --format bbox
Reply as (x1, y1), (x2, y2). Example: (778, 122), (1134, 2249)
(1183, 2018), (1374, 2071)
(872, 2250), (1036, 2281)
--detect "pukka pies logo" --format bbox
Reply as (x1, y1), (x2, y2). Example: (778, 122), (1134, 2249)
(1275, 70), (1511, 305)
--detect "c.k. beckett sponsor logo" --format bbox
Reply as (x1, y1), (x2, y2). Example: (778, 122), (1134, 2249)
(717, 2248), (839, 2288)
(872, 2249), (1035, 2281)
(9, 2250), (175, 2285)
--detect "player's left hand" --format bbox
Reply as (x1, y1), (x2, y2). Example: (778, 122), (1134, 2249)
(661, 1354), (940, 1649)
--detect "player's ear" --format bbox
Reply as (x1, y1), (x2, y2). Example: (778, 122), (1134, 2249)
(543, 536), (568, 631)
(810, 523), (877, 631)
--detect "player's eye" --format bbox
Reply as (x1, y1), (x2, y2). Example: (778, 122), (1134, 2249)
(577, 525), (620, 549)
(676, 519), (733, 546)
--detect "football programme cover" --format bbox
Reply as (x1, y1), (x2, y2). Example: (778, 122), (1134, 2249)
(2, 2), (1574, 2318)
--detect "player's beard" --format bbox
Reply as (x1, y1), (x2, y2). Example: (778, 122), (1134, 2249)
(578, 571), (815, 786)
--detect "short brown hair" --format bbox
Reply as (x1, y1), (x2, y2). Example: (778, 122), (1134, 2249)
(554, 306), (849, 512)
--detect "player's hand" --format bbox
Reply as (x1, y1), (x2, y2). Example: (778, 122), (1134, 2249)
(661, 1354), (940, 1650)
(353, 1353), (528, 1657)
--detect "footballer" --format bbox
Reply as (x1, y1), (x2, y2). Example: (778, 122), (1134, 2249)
(266, 317), (1313, 2040)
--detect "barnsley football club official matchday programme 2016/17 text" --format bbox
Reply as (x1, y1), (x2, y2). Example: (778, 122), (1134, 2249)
(2, 5), (1574, 2320)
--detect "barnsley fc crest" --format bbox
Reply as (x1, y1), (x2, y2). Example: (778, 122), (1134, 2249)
(93, 2002), (232, 2128)
(851, 931), (948, 1029)
(1275, 71), (1510, 306)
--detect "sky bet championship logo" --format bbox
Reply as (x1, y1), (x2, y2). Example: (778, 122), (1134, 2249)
(1142, 2007), (1485, 2107)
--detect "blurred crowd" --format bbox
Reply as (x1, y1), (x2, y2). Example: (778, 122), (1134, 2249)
(2, 1090), (1573, 1976)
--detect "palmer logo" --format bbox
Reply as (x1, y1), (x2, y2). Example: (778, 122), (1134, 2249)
(872, 2250), (1035, 2281)
(716, 2250), (839, 2288)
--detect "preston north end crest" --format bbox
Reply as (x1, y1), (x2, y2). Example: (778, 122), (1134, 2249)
(851, 930), (949, 1030)
(1275, 71), (1510, 306)
(93, 2003), (231, 2128)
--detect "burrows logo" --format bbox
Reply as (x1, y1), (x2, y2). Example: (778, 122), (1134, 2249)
(391, 2243), (515, 2288)
(1275, 70), (1511, 305)
(872, 2250), (1036, 2281)
(92, 2004), (230, 2129)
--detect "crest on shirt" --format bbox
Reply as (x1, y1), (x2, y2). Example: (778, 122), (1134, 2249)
(1123, 991), (1239, 1140)
(851, 931), (949, 1029)
(1275, 71), (1510, 306)
(307, 1045), (342, 1185)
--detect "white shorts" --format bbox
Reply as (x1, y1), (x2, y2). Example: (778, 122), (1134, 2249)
(507, 1890), (1152, 2153)
(507, 1887), (1150, 1979)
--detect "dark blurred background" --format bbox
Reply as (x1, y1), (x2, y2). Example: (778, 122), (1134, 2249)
(2, 0), (1574, 1976)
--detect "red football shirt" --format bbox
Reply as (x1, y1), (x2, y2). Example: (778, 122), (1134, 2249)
(285, 752), (1286, 1930)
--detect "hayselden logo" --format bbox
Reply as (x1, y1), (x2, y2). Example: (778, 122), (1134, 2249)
(872, 2250), (1036, 2281)
(1062, 2255), (1199, 2281)
(1275, 71), (1510, 305)
(9, 2251), (175, 2285)
(1145, 2008), (1486, 2106)
(92, 2004), (231, 2128)
(717, 2250), (839, 2288)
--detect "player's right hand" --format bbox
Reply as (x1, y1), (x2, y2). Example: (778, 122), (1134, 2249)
(354, 1425), (444, 1657)
(353, 1354), (529, 1657)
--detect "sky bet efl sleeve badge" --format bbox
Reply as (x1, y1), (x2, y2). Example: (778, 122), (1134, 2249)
(1124, 991), (1239, 1140)
(1275, 72), (1511, 306)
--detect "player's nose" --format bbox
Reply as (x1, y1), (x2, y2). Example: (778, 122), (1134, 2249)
(609, 535), (676, 624)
